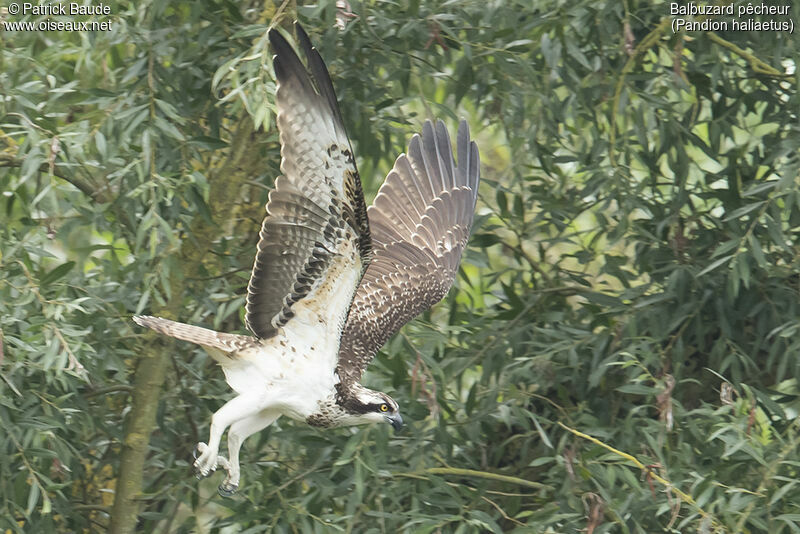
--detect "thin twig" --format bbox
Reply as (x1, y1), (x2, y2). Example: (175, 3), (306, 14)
(733, 419), (800, 532)
(481, 494), (526, 527)
(51, 326), (86, 374)
(609, 18), (670, 167)
(83, 385), (133, 398)
(396, 466), (551, 491)
(707, 33), (789, 77)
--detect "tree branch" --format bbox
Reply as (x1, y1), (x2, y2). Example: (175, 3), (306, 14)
(0, 153), (112, 202)
(706, 32), (789, 78)
(609, 17), (670, 168)
(109, 116), (264, 534)
(396, 466), (552, 491)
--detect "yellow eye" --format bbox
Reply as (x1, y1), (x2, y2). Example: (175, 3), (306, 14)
(379, 404), (389, 412)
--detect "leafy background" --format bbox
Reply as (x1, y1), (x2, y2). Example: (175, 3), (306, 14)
(1, 0), (799, 532)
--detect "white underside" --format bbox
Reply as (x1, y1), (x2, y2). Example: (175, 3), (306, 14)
(207, 249), (362, 421)
(192, 244), (363, 491)
(214, 318), (339, 421)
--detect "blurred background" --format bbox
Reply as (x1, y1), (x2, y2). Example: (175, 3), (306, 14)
(1, 0), (799, 532)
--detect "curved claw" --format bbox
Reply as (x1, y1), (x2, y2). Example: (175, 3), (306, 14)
(218, 481), (239, 498)
(192, 443), (214, 479)
(193, 442), (207, 461)
(195, 463), (214, 480)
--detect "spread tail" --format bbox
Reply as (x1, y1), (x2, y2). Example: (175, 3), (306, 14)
(133, 315), (256, 355)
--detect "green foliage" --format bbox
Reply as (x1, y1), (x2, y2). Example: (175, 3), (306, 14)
(1, 0), (799, 532)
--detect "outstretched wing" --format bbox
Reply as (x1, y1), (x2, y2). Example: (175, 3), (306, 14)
(336, 120), (480, 386)
(245, 23), (371, 339)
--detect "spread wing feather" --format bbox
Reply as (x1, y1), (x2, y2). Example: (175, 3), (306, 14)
(245, 24), (370, 339)
(337, 120), (480, 386)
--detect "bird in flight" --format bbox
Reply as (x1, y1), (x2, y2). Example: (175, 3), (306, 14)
(133, 22), (480, 496)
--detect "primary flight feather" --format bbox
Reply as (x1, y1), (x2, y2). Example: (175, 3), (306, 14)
(133, 22), (480, 497)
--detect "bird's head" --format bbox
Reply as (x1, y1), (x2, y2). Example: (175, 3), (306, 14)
(339, 386), (403, 431)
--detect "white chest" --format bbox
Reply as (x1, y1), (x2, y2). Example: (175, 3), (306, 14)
(217, 254), (363, 421)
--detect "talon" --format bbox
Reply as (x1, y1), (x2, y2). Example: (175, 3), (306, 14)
(192, 443), (216, 479)
(218, 481), (239, 497)
(194, 463), (213, 480)
(194, 461), (217, 480)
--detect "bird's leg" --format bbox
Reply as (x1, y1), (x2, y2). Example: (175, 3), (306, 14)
(217, 410), (280, 497)
(193, 394), (266, 479)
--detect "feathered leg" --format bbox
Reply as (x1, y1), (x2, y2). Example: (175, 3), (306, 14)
(217, 410), (281, 497)
(193, 393), (275, 479)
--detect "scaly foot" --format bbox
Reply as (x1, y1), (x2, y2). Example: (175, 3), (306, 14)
(192, 442), (230, 480)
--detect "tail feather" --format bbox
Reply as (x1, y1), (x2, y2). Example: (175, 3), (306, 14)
(132, 315), (256, 354)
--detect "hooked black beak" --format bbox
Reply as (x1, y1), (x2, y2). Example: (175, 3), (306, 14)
(384, 413), (404, 431)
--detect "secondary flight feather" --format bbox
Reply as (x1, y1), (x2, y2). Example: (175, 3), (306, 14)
(133, 22), (480, 496)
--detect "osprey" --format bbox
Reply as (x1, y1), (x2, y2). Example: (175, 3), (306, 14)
(133, 23), (480, 496)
